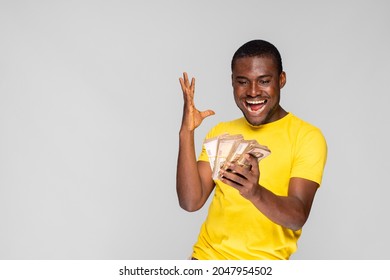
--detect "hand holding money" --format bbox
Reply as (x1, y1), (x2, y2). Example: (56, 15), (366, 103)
(203, 134), (271, 180)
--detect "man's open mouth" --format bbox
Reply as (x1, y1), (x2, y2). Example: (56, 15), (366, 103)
(246, 99), (267, 113)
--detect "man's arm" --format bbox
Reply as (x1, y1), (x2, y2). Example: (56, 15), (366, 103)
(219, 155), (318, 231)
(176, 72), (215, 212)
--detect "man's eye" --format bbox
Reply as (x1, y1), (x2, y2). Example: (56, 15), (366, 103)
(237, 80), (247, 85)
(259, 80), (270, 85)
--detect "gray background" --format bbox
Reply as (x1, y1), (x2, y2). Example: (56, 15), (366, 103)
(0, 0), (389, 259)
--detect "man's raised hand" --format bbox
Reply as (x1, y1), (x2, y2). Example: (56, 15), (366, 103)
(179, 72), (215, 131)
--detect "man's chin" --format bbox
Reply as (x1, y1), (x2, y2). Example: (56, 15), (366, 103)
(244, 115), (265, 127)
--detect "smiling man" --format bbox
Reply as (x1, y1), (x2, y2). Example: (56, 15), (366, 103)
(177, 39), (327, 260)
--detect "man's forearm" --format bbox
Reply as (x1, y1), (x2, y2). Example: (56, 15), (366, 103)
(176, 130), (204, 211)
(249, 186), (308, 231)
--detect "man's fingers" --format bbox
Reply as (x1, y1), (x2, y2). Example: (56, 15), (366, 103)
(182, 72), (194, 89)
(200, 110), (215, 119)
(247, 154), (260, 173)
(191, 77), (195, 92)
(179, 77), (185, 91)
(220, 170), (244, 187)
(183, 72), (189, 83)
(179, 72), (195, 95)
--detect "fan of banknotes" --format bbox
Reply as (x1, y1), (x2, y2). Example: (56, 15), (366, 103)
(203, 133), (271, 180)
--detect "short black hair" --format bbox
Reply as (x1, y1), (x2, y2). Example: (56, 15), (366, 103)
(231, 39), (283, 74)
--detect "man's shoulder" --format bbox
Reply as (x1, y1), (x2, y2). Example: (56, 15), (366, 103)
(287, 113), (326, 142)
(288, 113), (322, 131)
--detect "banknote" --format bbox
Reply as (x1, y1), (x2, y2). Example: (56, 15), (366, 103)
(202, 133), (271, 180)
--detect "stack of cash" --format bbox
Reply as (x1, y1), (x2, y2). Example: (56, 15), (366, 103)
(203, 134), (271, 180)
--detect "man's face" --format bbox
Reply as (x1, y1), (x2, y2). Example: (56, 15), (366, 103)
(232, 56), (286, 126)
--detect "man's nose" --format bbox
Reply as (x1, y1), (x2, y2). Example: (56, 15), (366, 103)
(248, 82), (259, 96)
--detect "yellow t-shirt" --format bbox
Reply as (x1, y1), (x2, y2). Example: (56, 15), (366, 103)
(192, 113), (327, 260)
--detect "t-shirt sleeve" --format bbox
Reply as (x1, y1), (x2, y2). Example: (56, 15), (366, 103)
(198, 127), (218, 162)
(290, 128), (328, 186)
(198, 142), (209, 162)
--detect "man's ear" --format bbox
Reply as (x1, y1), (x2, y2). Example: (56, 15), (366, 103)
(279, 71), (286, 89)
(231, 74), (234, 87)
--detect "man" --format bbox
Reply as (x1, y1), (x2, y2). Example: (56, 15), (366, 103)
(177, 39), (327, 260)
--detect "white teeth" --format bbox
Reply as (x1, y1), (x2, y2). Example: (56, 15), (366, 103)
(246, 100), (265, 104)
(246, 99), (266, 113)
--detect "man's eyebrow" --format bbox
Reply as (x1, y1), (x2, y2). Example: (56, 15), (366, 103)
(234, 76), (248, 80)
(258, 74), (273, 78)
(234, 74), (272, 79)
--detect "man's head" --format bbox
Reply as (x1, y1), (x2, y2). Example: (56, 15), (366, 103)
(231, 40), (287, 126)
(231, 40), (283, 74)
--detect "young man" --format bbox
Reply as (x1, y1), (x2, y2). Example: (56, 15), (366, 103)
(177, 40), (327, 260)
